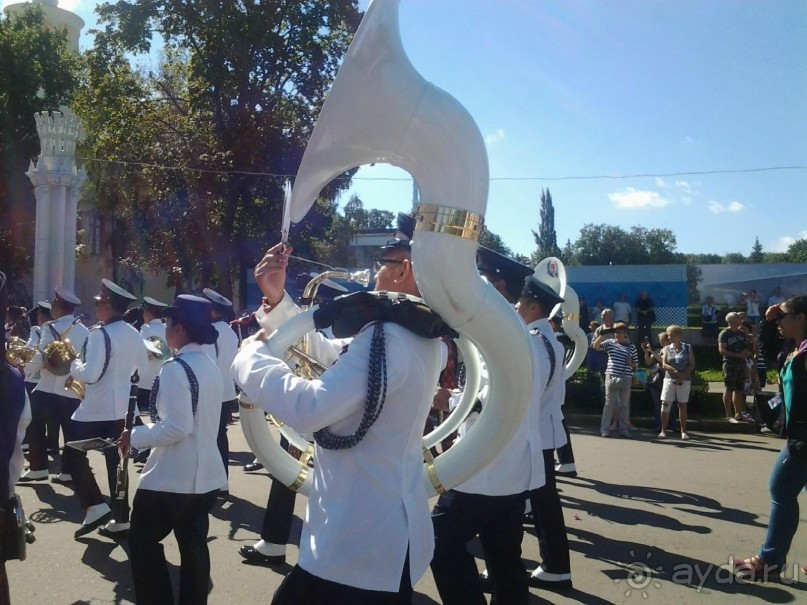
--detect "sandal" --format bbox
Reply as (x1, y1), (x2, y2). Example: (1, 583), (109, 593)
(732, 555), (780, 582)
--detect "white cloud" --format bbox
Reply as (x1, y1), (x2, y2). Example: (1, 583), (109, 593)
(681, 136), (698, 145)
(484, 129), (505, 144)
(774, 231), (807, 252)
(707, 200), (745, 214)
(608, 187), (670, 210)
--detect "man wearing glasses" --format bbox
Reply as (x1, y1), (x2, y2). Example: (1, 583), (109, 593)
(68, 279), (148, 539)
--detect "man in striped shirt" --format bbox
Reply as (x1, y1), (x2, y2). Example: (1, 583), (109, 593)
(591, 323), (638, 438)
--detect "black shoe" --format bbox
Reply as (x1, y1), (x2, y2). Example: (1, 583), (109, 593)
(98, 525), (130, 540)
(243, 462), (264, 472)
(239, 545), (285, 566)
(17, 471), (49, 483)
(132, 449), (150, 464)
(478, 571), (492, 593)
(51, 474), (74, 486)
(74, 511), (113, 539)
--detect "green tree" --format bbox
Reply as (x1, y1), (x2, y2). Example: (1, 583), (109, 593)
(0, 6), (81, 283)
(532, 188), (560, 261)
(723, 252), (746, 264)
(569, 224), (679, 266)
(749, 237), (764, 263)
(786, 239), (807, 263)
(685, 253), (722, 264)
(76, 0), (361, 299)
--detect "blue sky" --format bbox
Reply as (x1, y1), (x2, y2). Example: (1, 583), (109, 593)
(9, 0), (806, 258)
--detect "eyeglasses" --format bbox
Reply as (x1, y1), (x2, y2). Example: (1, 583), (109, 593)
(373, 257), (404, 271)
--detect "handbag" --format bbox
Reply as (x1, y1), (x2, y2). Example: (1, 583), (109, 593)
(0, 495), (27, 561)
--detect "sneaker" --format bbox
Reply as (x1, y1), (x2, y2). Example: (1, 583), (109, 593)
(601, 432), (610, 438)
(658, 431), (666, 438)
(728, 417), (741, 424)
(681, 433), (690, 440)
(740, 412), (754, 422)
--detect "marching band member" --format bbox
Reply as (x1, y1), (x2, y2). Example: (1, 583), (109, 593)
(232, 233), (446, 603)
(68, 279), (147, 539)
(120, 295), (225, 605)
(201, 288), (239, 497)
(132, 296), (168, 464)
(517, 277), (574, 592)
(430, 249), (549, 605)
(19, 289), (88, 484)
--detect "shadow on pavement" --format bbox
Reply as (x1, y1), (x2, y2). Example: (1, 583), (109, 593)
(560, 476), (766, 529)
(568, 527), (803, 602)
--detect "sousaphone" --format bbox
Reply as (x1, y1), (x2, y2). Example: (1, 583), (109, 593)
(239, 0), (534, 496)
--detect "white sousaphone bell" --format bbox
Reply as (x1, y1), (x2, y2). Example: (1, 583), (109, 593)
(532, 257), (588, 379)
(239, 0), (534, 497)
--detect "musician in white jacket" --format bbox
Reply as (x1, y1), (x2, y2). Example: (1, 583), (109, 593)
(68, 279), (147, 539)
(232, 240), (443, 603)
(121, 295), (226, 605)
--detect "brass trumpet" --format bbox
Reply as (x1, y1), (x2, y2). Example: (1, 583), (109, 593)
(42, 315), (86, 376)
(5, 336), (36, 366)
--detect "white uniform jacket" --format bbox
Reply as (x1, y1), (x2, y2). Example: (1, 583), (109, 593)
(70, 320), (148, 421)
(30, 315), (89, 398)
(23, 326), (43, 383)
(139, 319), (167, 391)
(232, 321), (441, 592)
(528, 318), (568, 451)
(131, 344), (226, 494)
(202, 320), (239, 402)
(454, 344), (547, 496)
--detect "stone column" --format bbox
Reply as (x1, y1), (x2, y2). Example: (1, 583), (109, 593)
(25, 107), (86, 303)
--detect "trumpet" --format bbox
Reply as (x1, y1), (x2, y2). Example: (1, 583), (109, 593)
(42, 314), (86, 376)
(5, 336), (36, 367)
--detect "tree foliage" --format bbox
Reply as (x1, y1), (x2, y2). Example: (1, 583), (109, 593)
(0, 6), (81, 282)
(722, 252), (746, 264)
(749, 237), (764, 263)
(75, 0), (362, 298)
(786, 239), (807, 264)
(531, 188), (560, 262)
(566, 223), (681, 266)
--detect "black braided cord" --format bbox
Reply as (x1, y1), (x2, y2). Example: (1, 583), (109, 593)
(149, 356), (199, 422)
(314, 321), (388, 450)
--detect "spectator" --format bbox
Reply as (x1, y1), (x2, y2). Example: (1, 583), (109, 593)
(732, 296), (807, 582)
(612, 294), (632, 326)
(578, 296), (591, 333)
(767, 287), (784, 308)
(719, 312), (753, 423)
(642, 331), (671, 433)
(701, 296), (720, 346)
(659, 326), (696, 440)
(591, 322), (638, 438)
(635, 290), (655, 344)
(741, 290), (762, 329)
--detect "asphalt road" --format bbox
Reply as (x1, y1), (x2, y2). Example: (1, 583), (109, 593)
(7, 419), (807, 604)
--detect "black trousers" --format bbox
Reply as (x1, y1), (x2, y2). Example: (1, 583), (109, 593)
(431, 490), (528, 605)
(24, 383), (60, 452)
(25, 389), (52, 472)
(262, 437), (296, 543)
(64, 419), (126, 520)
(527, 450), (571, 574)
(556, 416), (575, 465)
(273, 556), (412, 605)
(217, 400), (234, 480)
(637, 320), (653, 345)
(129, 489), (218, 605)
(135, 388), (150, 424)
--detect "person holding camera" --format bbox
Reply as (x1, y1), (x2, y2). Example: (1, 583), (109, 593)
(591, 323), (638, 438)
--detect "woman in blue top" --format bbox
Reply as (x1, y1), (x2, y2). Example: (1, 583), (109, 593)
(734, 295), (807, 581)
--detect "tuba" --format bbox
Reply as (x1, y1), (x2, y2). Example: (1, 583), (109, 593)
(239, 0), (533, 497)
(42, 315), (85, 376)
(5, 336), (36, 367)
(145, 335), (171, 361)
